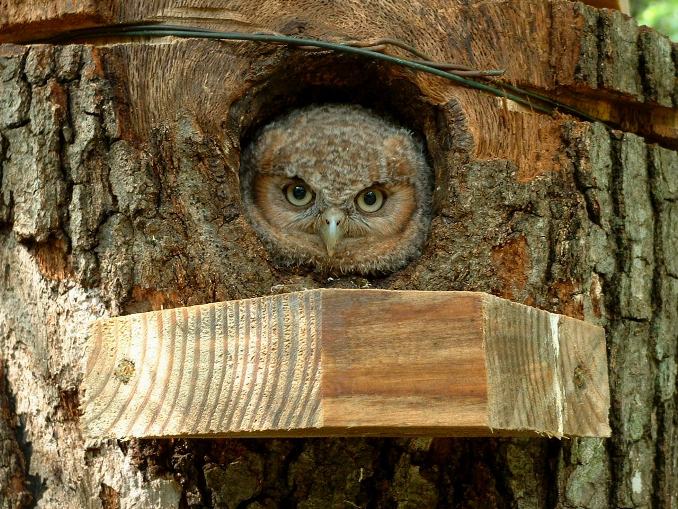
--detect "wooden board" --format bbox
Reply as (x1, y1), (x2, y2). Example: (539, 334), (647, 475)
(82, 290), (611, 438)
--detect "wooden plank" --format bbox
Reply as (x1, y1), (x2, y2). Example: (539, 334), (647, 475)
(81, 289), (611, 439)
(84, 292), (323, 438)
(484, 296), (610, 437)
(321, 290), (488, 432)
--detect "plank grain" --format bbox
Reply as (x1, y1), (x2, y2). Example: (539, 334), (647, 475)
(81, 289), (611, 438)
(83, 291), (322, 438)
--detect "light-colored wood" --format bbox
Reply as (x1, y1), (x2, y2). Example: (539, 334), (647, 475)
(84, 291), (323, 438)
(483, 296), (609, 437)
(81, 289), (610, 439)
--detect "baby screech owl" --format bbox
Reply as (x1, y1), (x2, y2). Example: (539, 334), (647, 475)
(240, 104), (433, 274)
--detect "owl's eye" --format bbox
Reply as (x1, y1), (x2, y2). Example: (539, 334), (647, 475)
(356, 187), (385, 213)
(284, 181), (314, 207)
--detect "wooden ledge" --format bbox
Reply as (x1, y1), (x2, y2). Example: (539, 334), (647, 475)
(81, 289), (611, 439)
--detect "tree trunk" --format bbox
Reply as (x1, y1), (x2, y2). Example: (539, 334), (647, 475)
(0, 1), (676, 508)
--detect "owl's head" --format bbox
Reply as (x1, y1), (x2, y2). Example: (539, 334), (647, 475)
(240, 104), (433, 274)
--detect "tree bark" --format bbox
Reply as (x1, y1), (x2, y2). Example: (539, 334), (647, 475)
(0, 1), (676, 508)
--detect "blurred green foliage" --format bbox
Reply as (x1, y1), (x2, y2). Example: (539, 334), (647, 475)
(633, 0), (678, 40)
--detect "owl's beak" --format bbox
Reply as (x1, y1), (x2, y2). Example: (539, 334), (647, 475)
(319, 208), (345, 256)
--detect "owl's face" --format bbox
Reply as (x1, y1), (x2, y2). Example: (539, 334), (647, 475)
(240, 105), (433, 274)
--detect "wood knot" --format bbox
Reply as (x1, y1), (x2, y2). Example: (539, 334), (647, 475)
(113, 359), (135, 384)
(573, 364), (587, 390)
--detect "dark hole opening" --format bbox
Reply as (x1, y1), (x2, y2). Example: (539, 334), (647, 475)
(231, 52), (472, 211)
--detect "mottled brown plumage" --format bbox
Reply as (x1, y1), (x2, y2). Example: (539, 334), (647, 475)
(240, 104), (433, 274)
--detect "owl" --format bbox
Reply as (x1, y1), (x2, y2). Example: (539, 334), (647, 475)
(240, 104), (433, 274)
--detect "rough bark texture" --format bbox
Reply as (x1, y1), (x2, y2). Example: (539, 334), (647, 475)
(0, 362), (32, 509)
(0, 1), (676, 508)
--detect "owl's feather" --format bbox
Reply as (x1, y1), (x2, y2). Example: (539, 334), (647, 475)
(240, 104), (433, 274)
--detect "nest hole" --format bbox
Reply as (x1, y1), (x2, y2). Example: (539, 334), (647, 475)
(230, 51), (473, 210)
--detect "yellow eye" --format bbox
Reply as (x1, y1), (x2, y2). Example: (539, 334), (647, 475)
(284, 181), (314, 207)
(356, 187), (385, 213)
